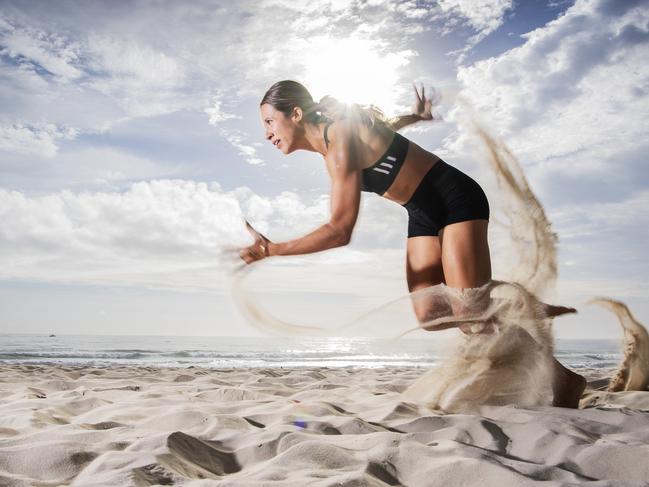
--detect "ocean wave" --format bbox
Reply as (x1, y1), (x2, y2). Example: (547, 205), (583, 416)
(0, 335), (621, 369)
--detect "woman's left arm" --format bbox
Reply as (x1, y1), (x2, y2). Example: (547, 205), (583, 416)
(240, 124), (361, 263)
(390, 83), (440, 131)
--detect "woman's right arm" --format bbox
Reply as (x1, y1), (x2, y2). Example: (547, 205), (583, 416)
(240, 121), (361, 264)
(267, 121), (361, 257)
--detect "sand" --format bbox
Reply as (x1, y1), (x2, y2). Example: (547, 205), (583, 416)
(1, 365), (648, 486)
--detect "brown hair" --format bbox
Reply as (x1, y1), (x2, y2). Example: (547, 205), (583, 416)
(260, 80), (391, 128)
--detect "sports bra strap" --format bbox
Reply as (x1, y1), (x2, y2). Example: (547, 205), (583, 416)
(323, 122), (333, 148)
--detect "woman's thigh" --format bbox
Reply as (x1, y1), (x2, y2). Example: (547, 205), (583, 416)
(406, 236), (445, 292)
(440, 219), (491, 289)
(406, 236), (449, 323)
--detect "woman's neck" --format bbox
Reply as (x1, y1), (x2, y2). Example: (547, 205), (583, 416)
(299, 122), (329, 156)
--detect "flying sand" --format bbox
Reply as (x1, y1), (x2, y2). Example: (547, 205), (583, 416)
(232, 125), (649, 412)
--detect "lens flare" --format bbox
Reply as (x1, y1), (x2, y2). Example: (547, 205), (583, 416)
(302, 36), (414, 115)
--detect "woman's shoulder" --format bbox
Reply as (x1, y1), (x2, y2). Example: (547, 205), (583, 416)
(324, 120), (399, 173)
(325, 118), (393, 148)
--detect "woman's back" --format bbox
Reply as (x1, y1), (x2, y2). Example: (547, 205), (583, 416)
(324, 119), (440, 205)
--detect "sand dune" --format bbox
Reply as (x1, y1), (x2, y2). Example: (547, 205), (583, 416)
(1, 365), (648, 486)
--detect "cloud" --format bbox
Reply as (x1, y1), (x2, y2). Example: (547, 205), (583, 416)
(445, 0), (649, 298)
(2, 0), (511, 176)
(0, 16), (82, 82)
(0, 122), (78, 157)
(0, 1), (434, 173)
(438, 0), (514, 60)
(219, 129), (265, 166)
(0, 177), (413, 292)
(0, 181), (244, 289)
(438, 0), (513, 37)
(446, 1), (649, 218)
(85, 34), (190, 118)
(88, 35), (184, 89)
(205, 94), (259, 167)
(205, 95), (238, 125)
(450, 0), (649, 184)
(0, 10), (197, 156)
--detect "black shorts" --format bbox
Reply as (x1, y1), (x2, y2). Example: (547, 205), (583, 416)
(403, 160), (489, 238)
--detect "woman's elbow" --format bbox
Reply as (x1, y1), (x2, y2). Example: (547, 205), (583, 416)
(338, 230), (353, 247)
(329, 223), (353, 247)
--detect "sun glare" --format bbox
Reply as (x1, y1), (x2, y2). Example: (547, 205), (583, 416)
(302, 36), (413, 116)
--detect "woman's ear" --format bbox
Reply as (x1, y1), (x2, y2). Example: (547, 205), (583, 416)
(292, 106), (303, 122)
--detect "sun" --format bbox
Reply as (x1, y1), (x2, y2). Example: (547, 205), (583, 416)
(302, 36), (413, 116)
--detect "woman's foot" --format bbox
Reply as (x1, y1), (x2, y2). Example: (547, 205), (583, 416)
(543, 303), (577, 318)
(553, 365), (586, 408)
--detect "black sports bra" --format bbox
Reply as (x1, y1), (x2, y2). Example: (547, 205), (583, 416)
(323, 123), (409, 195)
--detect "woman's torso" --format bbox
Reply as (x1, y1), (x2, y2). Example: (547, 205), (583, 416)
(323, 121), (440, 205)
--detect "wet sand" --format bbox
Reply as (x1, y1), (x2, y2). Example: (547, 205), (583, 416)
(1, 364), (648, 486)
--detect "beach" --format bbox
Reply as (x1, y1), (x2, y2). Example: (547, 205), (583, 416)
(1, 363), (648, 486)
(2, 1), (648, 485)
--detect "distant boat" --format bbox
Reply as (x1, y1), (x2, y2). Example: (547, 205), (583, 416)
(49, 334), (56, 337)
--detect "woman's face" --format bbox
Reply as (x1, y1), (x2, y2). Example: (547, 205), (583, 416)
(260, 103), (300, 155)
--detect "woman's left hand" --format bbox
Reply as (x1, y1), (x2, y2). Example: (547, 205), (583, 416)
(412, 83), (441, 121)
(239, 220), (271, 264)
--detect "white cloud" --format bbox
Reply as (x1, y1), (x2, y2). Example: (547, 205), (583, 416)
(205, 95), (238, 125)
(0, 1), (430, 166)
(0, 181), (244, 289)
(88, 35), (183, 89)
(0, 0), (485, 162)
(84, 35), (192, 118)
(452, 0), (649, 169)
(0, 123), (78, 157)
(438, 0), (514, 59)
(444, 0), (649, 302)
(0, 12), (196, 156)
(0, 180), (412, 290)
(0, 16), (82, 82)
(438, 0), (513, 36)
(219, 129), (265, 166)
(85, 35), (191, 118)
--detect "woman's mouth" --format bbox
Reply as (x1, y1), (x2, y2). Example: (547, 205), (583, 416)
(273, 139), (281, 148)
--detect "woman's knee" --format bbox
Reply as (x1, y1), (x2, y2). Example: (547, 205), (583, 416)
(409, 284), (453, 324)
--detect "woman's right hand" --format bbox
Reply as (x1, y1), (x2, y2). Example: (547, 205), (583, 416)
(239, 220), (271, 264)
(412, 83), (440, 121)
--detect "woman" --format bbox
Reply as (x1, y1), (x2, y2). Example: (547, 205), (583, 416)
(240, 80), (584, 407)
(242, 80), (490, 295)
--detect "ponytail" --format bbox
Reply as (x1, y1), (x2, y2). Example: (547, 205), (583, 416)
(261, 80), (391, 129)
(316, 95), (392, 129)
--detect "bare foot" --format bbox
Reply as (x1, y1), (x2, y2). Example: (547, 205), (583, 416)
(553, 367), (586, 408)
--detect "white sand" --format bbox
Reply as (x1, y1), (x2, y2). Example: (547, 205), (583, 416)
(1, 365), (648, 486)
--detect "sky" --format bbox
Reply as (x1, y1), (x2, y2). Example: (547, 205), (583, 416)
(1, 0), (648, 338)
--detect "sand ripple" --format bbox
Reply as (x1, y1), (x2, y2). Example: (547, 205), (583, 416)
(0, 365), (648, 486)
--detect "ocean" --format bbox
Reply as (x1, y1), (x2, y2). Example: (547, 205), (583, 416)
(0, 334), (622, 369)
